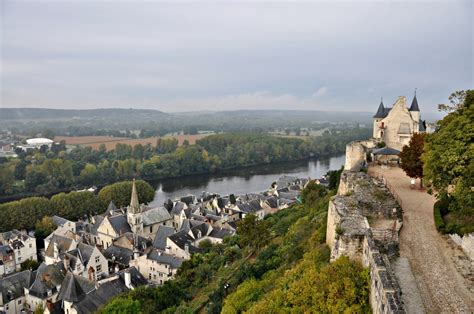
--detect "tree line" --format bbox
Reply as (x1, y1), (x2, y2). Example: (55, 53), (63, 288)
(0, 129), (370, 199)
(0, 180), (154, 232)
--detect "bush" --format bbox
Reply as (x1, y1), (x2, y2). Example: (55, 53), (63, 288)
(433, 205), (445, 233)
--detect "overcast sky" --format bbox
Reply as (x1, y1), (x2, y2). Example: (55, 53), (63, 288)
(0, 0), (472, 113)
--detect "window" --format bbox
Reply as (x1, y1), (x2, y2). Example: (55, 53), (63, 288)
(153, 274), (156, 279)
(5, 304), (8, 310)
(18, 257), (22, 261)
(18, 300), (21, 305)
(95, 256), (100, 263)
(29, 243), (32, 248)
(149, 273), (151, 279)
(96, 265), (102, 272)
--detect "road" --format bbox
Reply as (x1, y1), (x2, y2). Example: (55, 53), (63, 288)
(369, 165), (473, 314)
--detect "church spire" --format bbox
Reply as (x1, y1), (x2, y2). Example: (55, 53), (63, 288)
(129, 179), (140, 214)
(409, 89), (420, 111)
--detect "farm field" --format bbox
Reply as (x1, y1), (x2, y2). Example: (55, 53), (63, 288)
(54, 134), (209, 151)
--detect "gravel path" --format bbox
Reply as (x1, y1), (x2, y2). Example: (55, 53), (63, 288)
(369, 166), (474, 314)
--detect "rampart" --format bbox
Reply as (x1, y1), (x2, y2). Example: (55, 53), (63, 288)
(326, 170), (405, 313)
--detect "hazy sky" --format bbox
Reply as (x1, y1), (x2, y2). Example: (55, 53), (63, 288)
(1, 1), (472, 113)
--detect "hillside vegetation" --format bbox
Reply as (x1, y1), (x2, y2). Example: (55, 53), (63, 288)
(422, 90), (474, 235)
(100, 177), (371, 313)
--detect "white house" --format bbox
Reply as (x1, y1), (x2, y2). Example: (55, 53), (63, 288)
(130, 249), (183, 285)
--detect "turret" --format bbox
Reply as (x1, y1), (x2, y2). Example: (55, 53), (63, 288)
(409, 90), (420, 127)
(373, 98), (386, 138)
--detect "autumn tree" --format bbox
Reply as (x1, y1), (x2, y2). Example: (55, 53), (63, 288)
(399, 133), (426, 188)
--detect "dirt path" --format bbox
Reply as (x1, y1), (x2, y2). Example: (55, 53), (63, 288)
(369, 166), (474, 314)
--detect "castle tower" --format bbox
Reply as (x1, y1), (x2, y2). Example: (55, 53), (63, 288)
(127, 179), (143, 235)
(409, 90), (420, 128)
(373, 99), (386, 139)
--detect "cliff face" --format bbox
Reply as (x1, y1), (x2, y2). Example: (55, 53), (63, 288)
(326, 170), (405, 313)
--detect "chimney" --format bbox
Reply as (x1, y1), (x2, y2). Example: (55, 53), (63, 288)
(53, 242), (59, 260)
(124, 271), (132, 289)
(63, 255), (70, 271)
(184, 244), (189, 255)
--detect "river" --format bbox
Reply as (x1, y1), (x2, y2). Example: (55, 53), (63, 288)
(149, 154), (345, 206)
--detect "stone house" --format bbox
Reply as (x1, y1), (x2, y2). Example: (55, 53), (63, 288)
(44, 234), (78, 265)
(62, 243), (109, 281)
(0, 245), (16, 276)
(130, 249), (183, 285)
(24, 263), (65, 313)
(0, 230), (37, 272)
(0, 270), (35, 314)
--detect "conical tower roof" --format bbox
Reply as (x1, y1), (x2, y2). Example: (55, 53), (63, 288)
(409, 93), (420, 111)
(129, 179), (140, 214)
(373, 99), (386, 118)
(107, 201), (117, 212)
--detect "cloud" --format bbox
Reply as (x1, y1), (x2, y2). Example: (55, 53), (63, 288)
(0, 0), (472, 114)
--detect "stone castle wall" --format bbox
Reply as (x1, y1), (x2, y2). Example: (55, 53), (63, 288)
(344, 139), (377, 171)
(326, 169), (404, 313)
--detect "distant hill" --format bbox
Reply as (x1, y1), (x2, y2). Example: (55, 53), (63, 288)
(0, 108), (169, 120)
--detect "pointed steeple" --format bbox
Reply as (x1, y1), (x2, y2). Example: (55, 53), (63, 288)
(373, 98), (386, 118)
(409, 89), (420, 111)
(129, 179), (140, 214)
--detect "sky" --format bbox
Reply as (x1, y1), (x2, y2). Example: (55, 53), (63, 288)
(0, 0), (472, 114)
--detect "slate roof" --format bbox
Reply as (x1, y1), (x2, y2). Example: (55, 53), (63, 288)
(45, 234), (74, 258)
(57, 272), (94, 303)
(208, 228), (234, 239)
(419, 119), (426, 132)
(0, 244), (14, 257)
(52, 215), (70, 227)
(73, 279), (129, 314)
(180, 195), (196, 205)
(265, 196), (279, 208)
(276, 175), (299, 187)
(28, 263), (66, 298)
(142, 206), (172, 226)
(409, 94), (420, 111)
(152, 226), (175, 250)
(147, 249), (184, 269)
(0, 270), (35, 302)
(103, 245), (133, 266)
(113, 232), (151, 251)
(108, 215), (132, 235)
(170, 202), (186, 216)
(180, 219), (205, 233)
(107, 201), (118, 213)
(168, 230), (200, 252)
(373, 147), (401, 155)
(190, 223), (211, 239)
(117, 267), (148, 288)
(67, 243), (95, 266)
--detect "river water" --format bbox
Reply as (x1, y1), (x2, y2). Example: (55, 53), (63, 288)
(149, 155), (345, 207)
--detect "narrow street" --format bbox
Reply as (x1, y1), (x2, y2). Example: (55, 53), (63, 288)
(369, 166), (473, 313)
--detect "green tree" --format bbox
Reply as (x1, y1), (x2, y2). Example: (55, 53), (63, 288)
(35, 216), (56, 239)
(21, 259), (40, 271)
(399, 133), (426, 188)
(98, 180), (155, 208)
(99, 298), (142, 314)
(237, 214), (270, 251)
(423, 90), (473, 234)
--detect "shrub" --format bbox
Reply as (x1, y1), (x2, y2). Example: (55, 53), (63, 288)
(433, 205), (445, 233)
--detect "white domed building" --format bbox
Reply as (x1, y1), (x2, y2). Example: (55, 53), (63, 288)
(17, 138), (54, 151)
